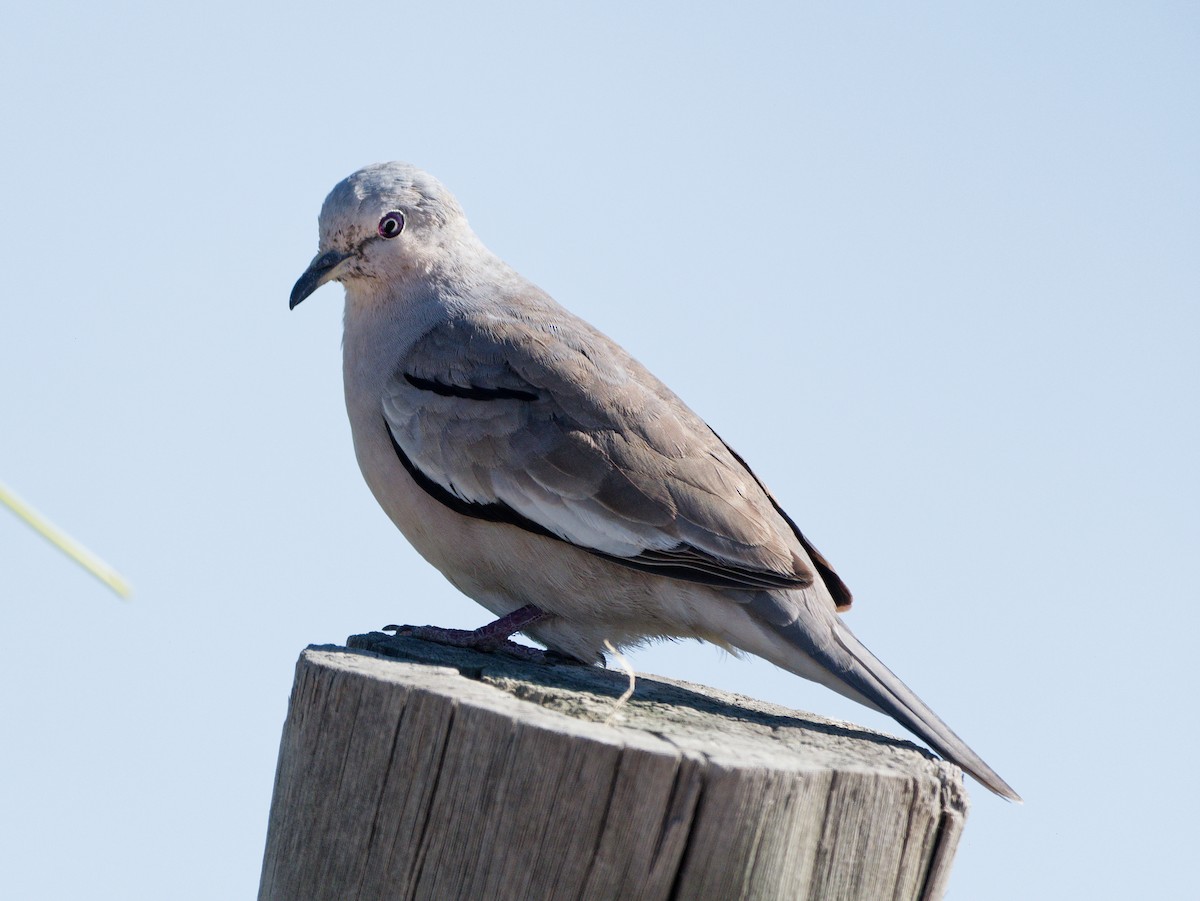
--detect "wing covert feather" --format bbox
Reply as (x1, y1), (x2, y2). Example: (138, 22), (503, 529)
(382, 300), (840, 595)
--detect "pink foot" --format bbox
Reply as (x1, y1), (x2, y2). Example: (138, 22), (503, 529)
(382, 604), (579, 664)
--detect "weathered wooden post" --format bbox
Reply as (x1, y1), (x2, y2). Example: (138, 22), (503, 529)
(258, 634), (967, 901)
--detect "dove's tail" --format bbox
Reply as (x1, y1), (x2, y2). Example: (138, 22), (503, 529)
(763, 616), (1022, 802)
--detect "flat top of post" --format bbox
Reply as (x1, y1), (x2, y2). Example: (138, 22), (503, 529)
(339, 631), (965, 794)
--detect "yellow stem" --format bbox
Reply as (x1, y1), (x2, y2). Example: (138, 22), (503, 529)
(0, 481), (132, 599)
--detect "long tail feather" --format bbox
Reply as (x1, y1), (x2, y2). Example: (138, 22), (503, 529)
(830, 622), (1020, 801)
(767, 616), (1021, 801)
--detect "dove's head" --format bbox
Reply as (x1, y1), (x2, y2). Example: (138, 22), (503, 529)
(290, 162), (473, 309)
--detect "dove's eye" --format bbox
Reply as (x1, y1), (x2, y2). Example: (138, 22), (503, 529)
(377, 211), (406, 239)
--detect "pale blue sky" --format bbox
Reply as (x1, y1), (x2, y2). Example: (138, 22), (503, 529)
(2, 2), (1196, 898)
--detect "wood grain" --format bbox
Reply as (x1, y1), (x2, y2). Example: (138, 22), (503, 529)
(258, 635), (967, 901)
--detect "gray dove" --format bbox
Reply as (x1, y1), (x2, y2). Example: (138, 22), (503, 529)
(290, 161), (1019, 801)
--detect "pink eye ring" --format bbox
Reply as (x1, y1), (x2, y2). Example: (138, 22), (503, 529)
(378, 210), (406, 238)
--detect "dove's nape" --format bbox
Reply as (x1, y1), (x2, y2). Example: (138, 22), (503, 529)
(289, 161), (1019, 801)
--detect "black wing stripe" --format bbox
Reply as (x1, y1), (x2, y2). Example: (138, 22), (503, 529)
(387, 419), (559, 536)
(636, 549), (807, 589)
(386, 420), (806, 592)
(711, 428), (854, 609)
(404, 372), (539, 402)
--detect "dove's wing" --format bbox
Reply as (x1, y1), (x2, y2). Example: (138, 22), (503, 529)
(382, 300), (851, 605)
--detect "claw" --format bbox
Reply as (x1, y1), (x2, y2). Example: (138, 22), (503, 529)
(377, 604), (568, 663)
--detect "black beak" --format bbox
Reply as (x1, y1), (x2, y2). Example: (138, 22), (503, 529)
(290, 249), (350, 309)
